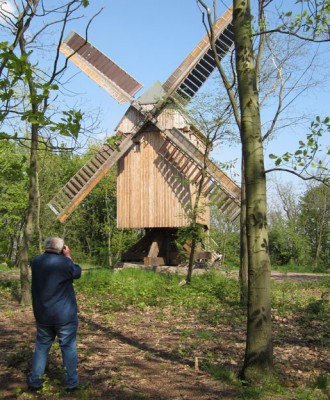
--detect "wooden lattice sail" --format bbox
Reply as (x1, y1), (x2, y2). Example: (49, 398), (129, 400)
(48, 135), (134, 223)
(162, 5), (234, 104)
(60, 31), (143, 104)
(158, 127), (240, 222)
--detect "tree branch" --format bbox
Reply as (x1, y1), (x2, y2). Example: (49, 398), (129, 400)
(265, 167), (330, 186)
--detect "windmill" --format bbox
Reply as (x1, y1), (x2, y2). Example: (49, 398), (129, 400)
(48, 5), (241, 267)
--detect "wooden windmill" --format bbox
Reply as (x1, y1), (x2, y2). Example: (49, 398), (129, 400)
(48, 6), (241, 267)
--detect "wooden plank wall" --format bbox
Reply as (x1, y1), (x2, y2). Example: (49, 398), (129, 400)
(117, 129), (209, 229)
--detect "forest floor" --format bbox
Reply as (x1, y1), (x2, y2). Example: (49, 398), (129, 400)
(0, 270), (329, 400)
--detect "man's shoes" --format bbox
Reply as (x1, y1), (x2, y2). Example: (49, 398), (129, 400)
(66, 387), (78, 392)
(65, 384), (87, 392)
(28, 386), (42, 392)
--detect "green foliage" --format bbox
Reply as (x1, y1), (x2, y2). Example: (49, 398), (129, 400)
(75, 268), (240, 313)
(0, 139), (138, 266)
(280, 1), (330, 40)
(209, 208), (240, 268)
(269, 116), (330, 183)
(0, 141), (28, 264)
(268, 183), (330, 272)
(49, 110), (82, 138)
(291, 387), (328, 400)
(299, 184), (330, 271)
(271, 278), (330, 315)
(268, 217), (311, 266)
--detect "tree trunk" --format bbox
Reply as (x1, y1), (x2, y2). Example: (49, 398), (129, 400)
(17, 30), (40, 305)
(18, 123), (38, 306)
(313, 191), (327, 268)
(233, 0), (273, 379)
(186, 152), (208, 283)
(239, 157), (248, 305)
(36, 171), (43, 253)
(105, 188), (113, 268)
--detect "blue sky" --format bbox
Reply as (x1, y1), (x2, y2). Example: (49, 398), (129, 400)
(59, 1), (330, 193)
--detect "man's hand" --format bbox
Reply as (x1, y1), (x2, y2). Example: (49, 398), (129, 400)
(62, 245), (73, 260)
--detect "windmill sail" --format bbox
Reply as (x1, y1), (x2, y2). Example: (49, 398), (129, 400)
(158, 127), (240, 221)
(48, 135), (135, 223)
(60, 31), (143, 104)
(162, 6), (234, 104)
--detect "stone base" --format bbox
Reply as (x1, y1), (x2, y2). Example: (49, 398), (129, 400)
(114, 261), (221, 276)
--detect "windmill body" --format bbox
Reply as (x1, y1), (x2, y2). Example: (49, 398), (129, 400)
(48, 6), (241, 266)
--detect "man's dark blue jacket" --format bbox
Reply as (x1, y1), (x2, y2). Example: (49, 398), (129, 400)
(31, 252), (81, 325)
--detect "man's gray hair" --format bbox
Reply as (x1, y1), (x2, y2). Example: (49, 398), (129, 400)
(44, 237), (64, 254)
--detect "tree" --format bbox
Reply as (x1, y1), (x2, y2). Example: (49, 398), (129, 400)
(0, 0), (90, 304)
(182, 100), (233, 283)
(0, 141), (28, 264)
(267, 182), (311, 267)
(209, 206), (240, 267)
(232, 0), (273, 378)
(196, 0), (330, 381)
(299, 183), (330, 270)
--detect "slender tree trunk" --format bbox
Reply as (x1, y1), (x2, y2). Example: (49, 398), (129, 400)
(18, 123), (38, 305)
(105, 188), (113, 268)
(36, 171), (43, 253)
(239, 157), (248, 305)
(313, 193), (327, 268)
(186, 235), (197, 283)
(17, 31), (40, 306)
(233, 0), (273, 379)
(186, 160), (208, 283)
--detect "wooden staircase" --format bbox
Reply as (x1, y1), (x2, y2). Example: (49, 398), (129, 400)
(48, 134), (134, 222)
(158, 127), (241, 221)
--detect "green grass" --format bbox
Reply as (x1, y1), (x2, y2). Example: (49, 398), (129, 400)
(271, 278), (330, 314)
(0, 263), (11, 272)
(272, 264), (329, 274)
(75, 268), (240, 313)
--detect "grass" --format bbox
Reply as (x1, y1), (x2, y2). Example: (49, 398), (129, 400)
(271, 263), (329, 274)
(271, 278), (330, 314)
(76, 267), (329, 319)
(75, 268), (241, 313)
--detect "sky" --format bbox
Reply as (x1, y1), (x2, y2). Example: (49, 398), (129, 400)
(59, 0), (329, 195)
(2, 0), (329, 197)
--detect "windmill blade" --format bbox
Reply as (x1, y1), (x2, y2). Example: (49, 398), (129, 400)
(162, 6), (234, 104)
(48, 134), (135, 223)
(60, 31), (143, 104)
(158, 127), (241, 221)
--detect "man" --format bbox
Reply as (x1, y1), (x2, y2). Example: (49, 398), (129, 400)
(28, 237), (82, 391)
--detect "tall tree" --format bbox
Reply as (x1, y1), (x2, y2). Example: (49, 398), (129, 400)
(0, 0), (90, 304)
(196, 0), (330, 381)
(233, 0), (273, 378)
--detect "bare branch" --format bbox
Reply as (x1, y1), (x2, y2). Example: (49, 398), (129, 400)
(265, 167), (330, 187)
